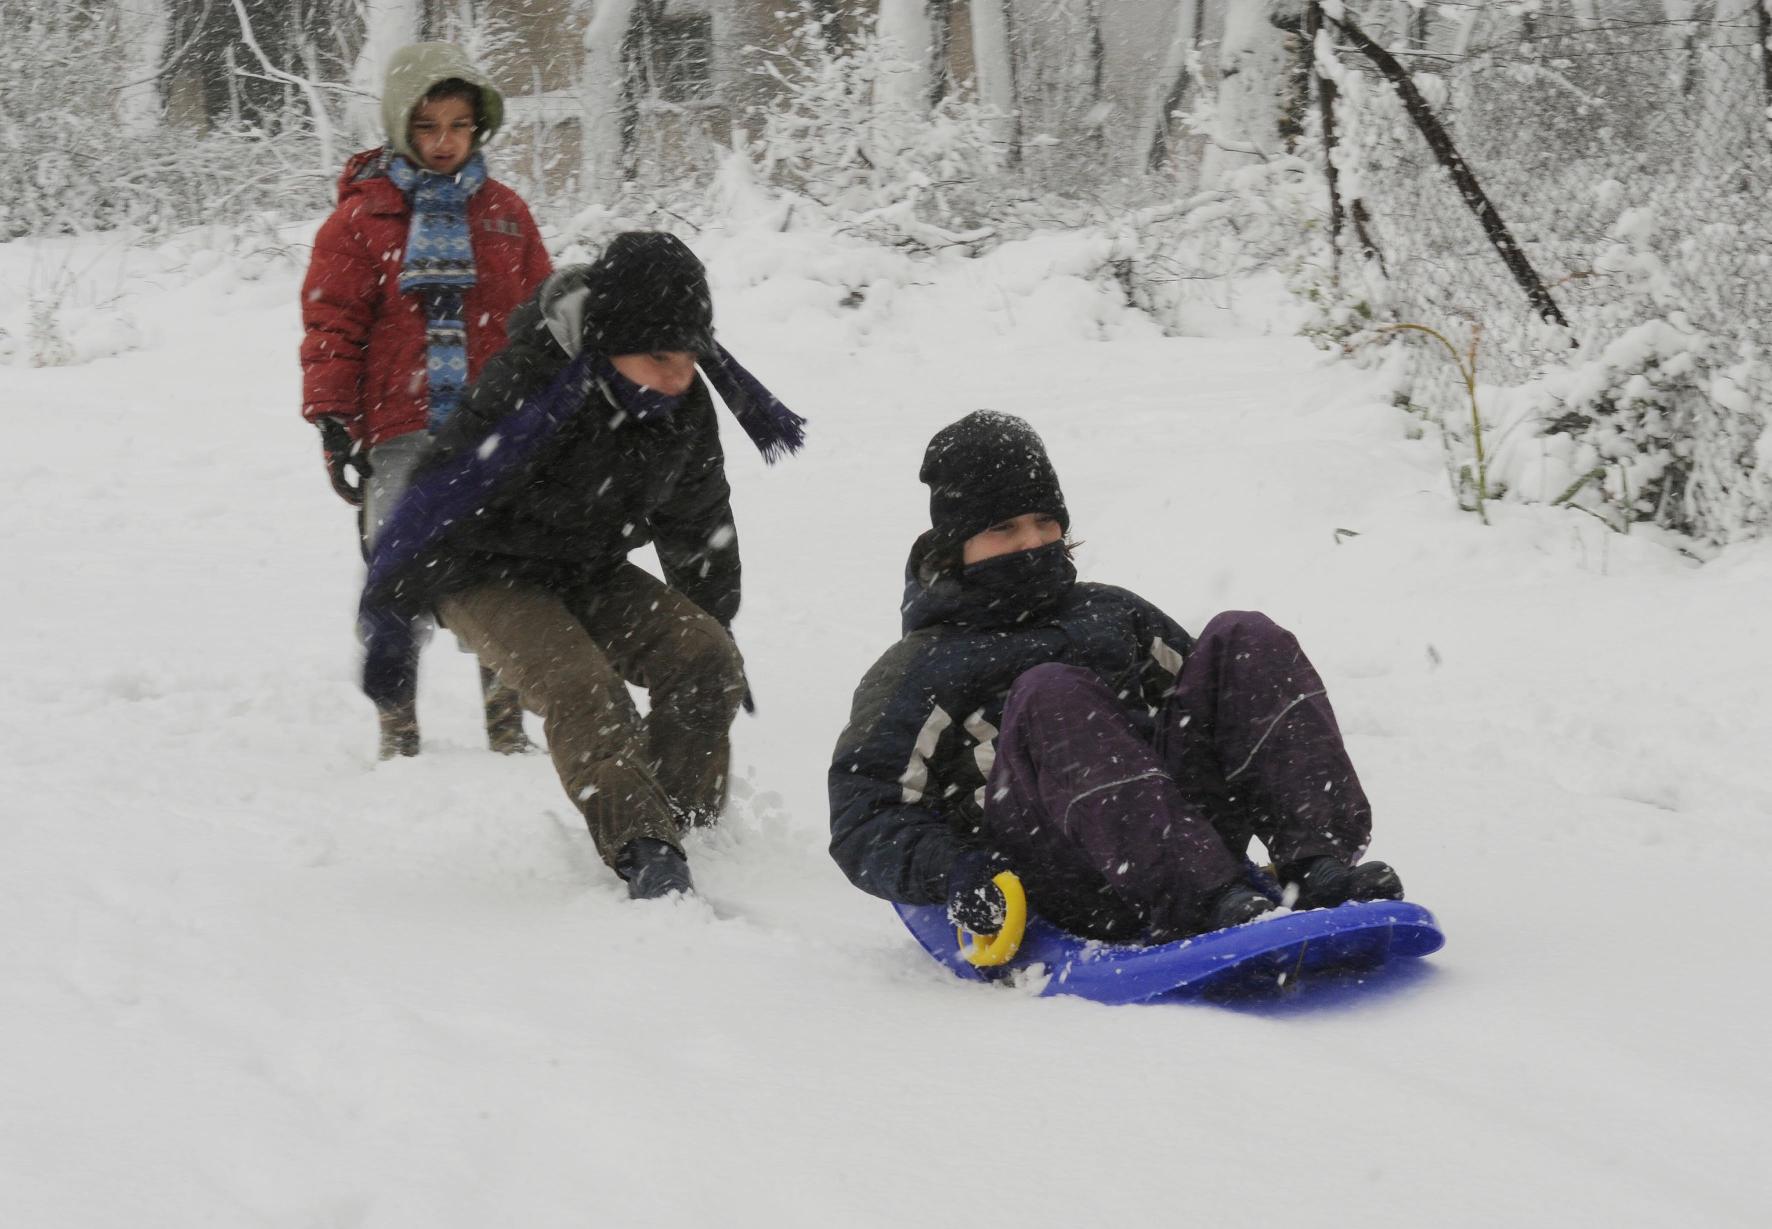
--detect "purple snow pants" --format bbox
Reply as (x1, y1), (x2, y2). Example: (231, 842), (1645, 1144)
(983, 611), (1372, 941)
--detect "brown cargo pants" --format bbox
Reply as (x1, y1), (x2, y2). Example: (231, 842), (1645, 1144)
(438, 563), (746, 864)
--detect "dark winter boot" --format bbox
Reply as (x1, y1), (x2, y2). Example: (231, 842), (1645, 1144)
(480, 666), (532, 755)
(377, 699), (420, 760)
(1205, 881), (1279, 932)
(1284, 856), (1404, 910)
(616, 837), (695, 900)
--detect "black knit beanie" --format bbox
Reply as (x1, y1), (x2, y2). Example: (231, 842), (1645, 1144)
(920, 411), (1070, 550)
(582, 232), (716, 357)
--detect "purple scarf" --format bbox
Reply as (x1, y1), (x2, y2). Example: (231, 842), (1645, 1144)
(592, 344), (806, 463)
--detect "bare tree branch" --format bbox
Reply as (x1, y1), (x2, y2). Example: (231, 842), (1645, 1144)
(226, 0), (336, 169)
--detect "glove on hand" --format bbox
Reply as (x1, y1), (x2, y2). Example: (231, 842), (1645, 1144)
(318, 416), (369, 507)
(946, 850), (1010, 935)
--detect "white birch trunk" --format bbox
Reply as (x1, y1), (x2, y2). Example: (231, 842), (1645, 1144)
(876, 0), (935, 114)
(708, 0), (774, 143)
(1199, 0), (1289, 188)
(118, 0), (170, 135)
(1393, 0), (1422, 48)
(350, 0), (423, 145)
(1447, 4), (1481, 58)
(969, 0), (1017, 149)
(580, 0), (639, 203)
(1131, 0), (1199, 175)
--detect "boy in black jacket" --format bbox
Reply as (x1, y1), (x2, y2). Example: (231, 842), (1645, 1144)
(828, 411), (1400, 941)
(361, 232), (803, 898)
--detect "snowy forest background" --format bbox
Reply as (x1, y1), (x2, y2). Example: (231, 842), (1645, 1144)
(8, 0), (1772, 545)
(5, 5), (1771, 1223)
(3, 0), (1772, 548)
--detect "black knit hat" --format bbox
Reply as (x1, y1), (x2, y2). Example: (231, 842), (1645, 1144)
(582, 232), (716, 357)
(920, 411), (1070, 550)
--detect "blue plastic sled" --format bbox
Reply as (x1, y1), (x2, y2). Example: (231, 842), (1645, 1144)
(895, 899), (1445, 1005)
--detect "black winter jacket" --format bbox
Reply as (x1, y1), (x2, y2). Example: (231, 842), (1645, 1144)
(399, 266), (741, 622)
(827, 536), (1196, 905)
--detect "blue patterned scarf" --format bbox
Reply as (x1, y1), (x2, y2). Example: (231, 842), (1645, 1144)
(387, 151), (486, 431)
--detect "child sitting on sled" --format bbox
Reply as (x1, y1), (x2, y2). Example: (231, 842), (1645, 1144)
(827, 411), (1404, 943)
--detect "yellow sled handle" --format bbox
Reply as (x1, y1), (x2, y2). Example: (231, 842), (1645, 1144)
(958, 872), (1028, 967)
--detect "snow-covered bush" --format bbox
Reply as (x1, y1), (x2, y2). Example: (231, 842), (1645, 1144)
(743, 5), (1012, 249)
(0, 2), (330, 240)
(1489, 320), (1772, 543)
(1307, 2), (1772, 543)
(1113, 153), (1339, 338)
(1437, 197), (1772, 544)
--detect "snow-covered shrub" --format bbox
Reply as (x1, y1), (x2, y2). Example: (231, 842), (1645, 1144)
(1458, 199), (1771, 543)
(1113, 153), (1339, 338)
(1, 234), (139, 368)
(25, 299), (74, 368)
(1488, 319), (1772, 543)
(743, 5), (1012, 249)
(0, 2), (331, 240)
(1307, 3), (1772, 542)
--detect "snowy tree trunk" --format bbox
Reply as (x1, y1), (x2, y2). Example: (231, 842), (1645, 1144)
(969, 0), (1018, 154)
(350, 0), (423, 146)
(118, 0), (171, 135)
(1447, 3), (1482, 57)
(579, 0), (639, 203)
(227, 0), (336, 174)
(709, 0), (774, 143)
(1403, 1), (1427, 50)
(1199, 0), (1292, 188)
(1007, 0), (1110, 188)
(876, 0), (936, 114)
(1132, 0), (1199, 174)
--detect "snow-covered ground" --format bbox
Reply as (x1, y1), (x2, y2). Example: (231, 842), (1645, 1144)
(2, 225), (1766, 1228)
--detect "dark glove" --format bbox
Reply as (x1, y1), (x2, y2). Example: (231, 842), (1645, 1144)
(317, 416), (369, 507)
(946, 850), (1010, 935)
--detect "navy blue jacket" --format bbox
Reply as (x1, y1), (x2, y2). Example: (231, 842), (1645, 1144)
(827, 536), (1196, 905)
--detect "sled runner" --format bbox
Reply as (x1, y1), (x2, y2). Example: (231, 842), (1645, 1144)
(895, 873), (1444, 1005)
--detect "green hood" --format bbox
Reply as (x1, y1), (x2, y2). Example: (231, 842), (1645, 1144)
(381, 42), (506, 163)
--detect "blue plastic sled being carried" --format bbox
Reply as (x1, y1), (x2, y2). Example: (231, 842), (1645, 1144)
(895, 894), (1445, 1006)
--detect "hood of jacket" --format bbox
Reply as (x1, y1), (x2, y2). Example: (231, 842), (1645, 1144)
(380, 42), (505, 163)
(900, 533), (1077, 635)
(531, 264), (595, 358)
(332, 147), (401, 207)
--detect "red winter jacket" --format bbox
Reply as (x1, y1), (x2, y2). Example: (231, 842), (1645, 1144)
(299, 148), (552, 447)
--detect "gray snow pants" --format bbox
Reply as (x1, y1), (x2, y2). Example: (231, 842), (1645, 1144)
(362, 432), (434, 551)
(358, 434), (439, 673)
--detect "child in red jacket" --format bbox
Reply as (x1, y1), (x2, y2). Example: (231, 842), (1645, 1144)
(300, 42), (551, 759)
